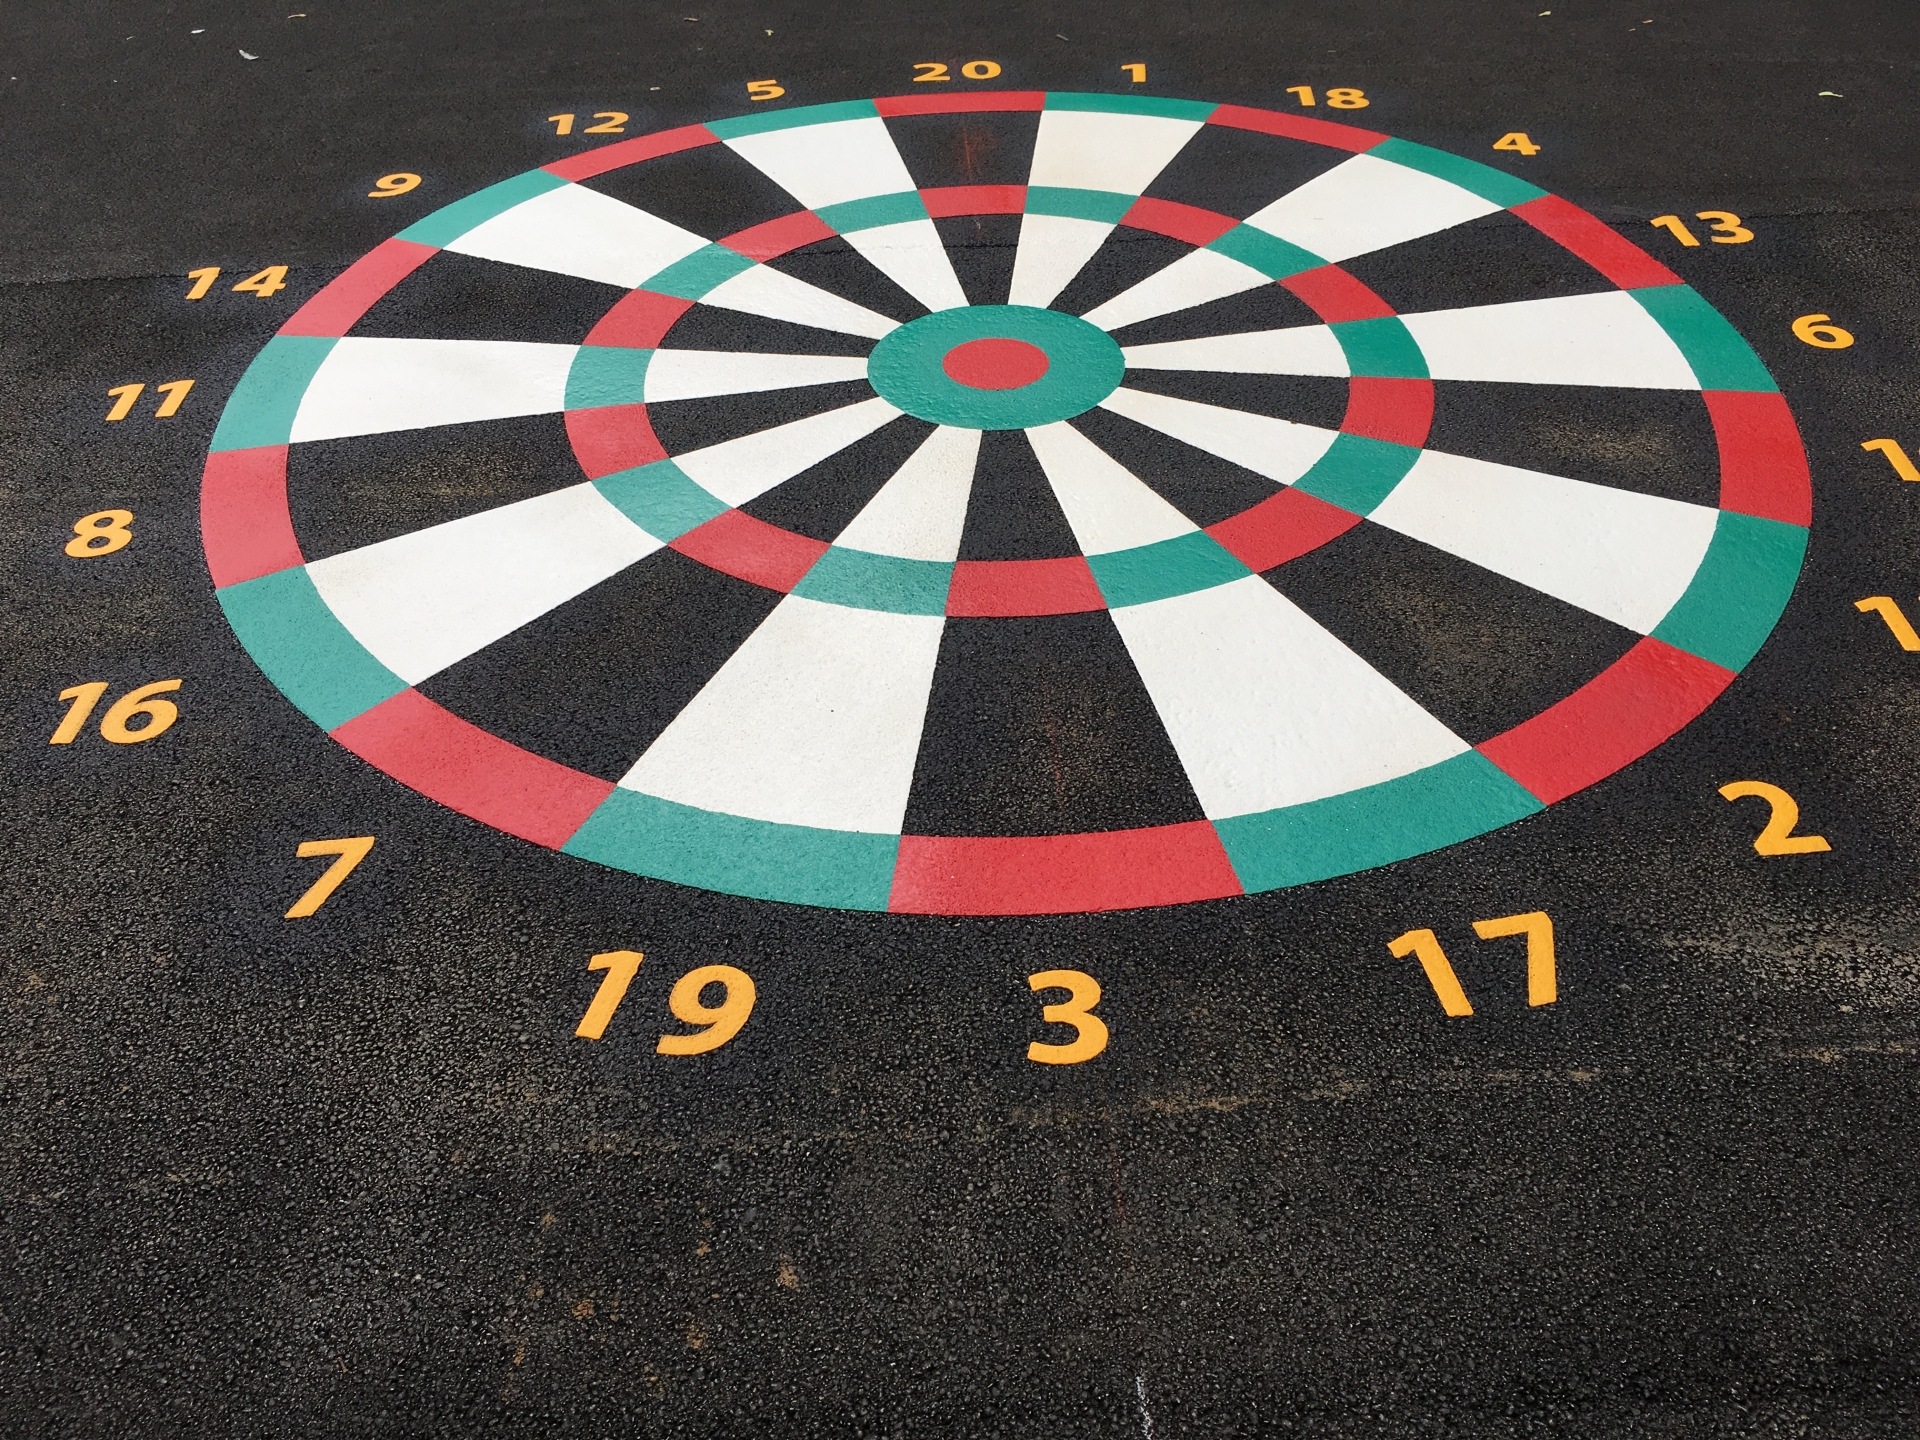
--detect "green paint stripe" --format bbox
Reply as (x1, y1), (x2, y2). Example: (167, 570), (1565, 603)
(1217, 751), (1543, 894)
(792, 546), (953, 615)
(211, 335), (338, 452)
(1043, 92), (1216, 120)
(564, 346), (651, 410)
(1631, 284), (1778, 393)
(1026, 186), (1134, 223)
(1292, 433), (1421, 515)
(1368, 138), (1547, 209)
(593, 460), (727, 542)
(1087, 531), (1251, 609)
(644, 244), (758, 300)
(217, 567), (405, 732)
(564, 788), (898, 910)
(1207, 224), (1322, 279)
(707, 99), (879, 138)
(1330, 317), (1428, 378)
(397, 170), (570, 248)
(1650, 511), (1806, 671)
(816, 191), (929, 232)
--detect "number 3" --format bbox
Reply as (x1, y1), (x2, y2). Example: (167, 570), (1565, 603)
(1026, 970), (1109, 1064)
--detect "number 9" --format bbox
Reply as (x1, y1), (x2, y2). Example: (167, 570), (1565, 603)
(656, 964), (756, 1055)
(368, 173), (421, 199)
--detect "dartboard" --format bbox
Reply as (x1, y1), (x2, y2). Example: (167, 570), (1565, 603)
(199, 91), (1810, 916)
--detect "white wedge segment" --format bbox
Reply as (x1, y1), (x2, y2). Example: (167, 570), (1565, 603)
(831, 426), (981, 560)
(1007, 214), (1116, 309)
(1121, 325), (1350, 377)
(724, 116), (919, 208)
(674, 397), (902, 507)
(699, 264), (900, 340)
(1098, 388), (1340, 487)
(306, 483), (660, 685)
(1398, 291), (1702, 388)
(1367, 448), (1721, 633)
(643, 350), (870, 403)
(619, 594), (945, 834)
(1027, 108), (1206, 194)
(290, 338), (575, 443)
(841, 219), (970, 312)
(1080, 247), (1272, 332)
(1242, 153), (1501, 264)
(1109, 577), (1471, 820)
(445, 183), (710, 289)
(1027, 420), (1197, 554)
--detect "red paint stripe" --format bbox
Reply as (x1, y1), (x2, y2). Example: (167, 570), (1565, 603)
(567, 404), (667, 480)
(670, 510), (828, 592)
(541, 124), (721, 181)
(1120, 195), (1238, 247)
(1703, 390), (1813, 526)
(889, 821), (1243, 915)
(332, 689), (614, 850)
(1341, 377), (1435, 447)
(279, 239), (437, 338)
(1511, 195), (1681, 290)
(722, 210), (836, 260)
(1477, 637), (1735, 805)
(945, 557), (1103, 616)
(921, 184), (1027, 217)
(201, 446), (302, 588)
(1207, 103), (1386, 152)
(1281, 264), (1398, 322)
(583, 289), (693, 348)
(875, 91), (1047, 116)
(1206, 487), (1361, 571)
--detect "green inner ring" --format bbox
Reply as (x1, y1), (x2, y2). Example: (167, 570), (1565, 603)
(866, 305), (1126, 429)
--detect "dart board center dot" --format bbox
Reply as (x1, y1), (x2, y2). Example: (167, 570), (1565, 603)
(942, 337), (1051, 390)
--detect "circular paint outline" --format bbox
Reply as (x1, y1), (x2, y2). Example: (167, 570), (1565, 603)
(866, 305), (1124, 427)
(200, 91), (1812, 916)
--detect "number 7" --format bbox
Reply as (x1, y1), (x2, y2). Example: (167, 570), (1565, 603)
(1471, 911), (1557, 1007)
(285, 836), (376, 918)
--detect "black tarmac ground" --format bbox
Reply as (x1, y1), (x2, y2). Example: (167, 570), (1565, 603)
(3, 2), (1919, 1436)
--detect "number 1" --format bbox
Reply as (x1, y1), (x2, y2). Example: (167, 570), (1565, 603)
(152, 379), (195, 418)
(105, 384), (144, 422)
(1388, 929), (1472, 1017)
(1855, 596), (1920, 649)
(185, 267), (221, 299)
(1121, 63), (1146, 83)
(50, 682), (111, 745)
(1286, 85), (1315, 106)
(575, 950), (644, 1039)
(1651, 215), (1701, 246)
(548, 113), (574, 135)
(1862, 438), (1920, 482)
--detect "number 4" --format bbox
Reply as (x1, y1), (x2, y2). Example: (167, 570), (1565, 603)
(233, 266), (288, 298)
(1493, 132), (1541, 155)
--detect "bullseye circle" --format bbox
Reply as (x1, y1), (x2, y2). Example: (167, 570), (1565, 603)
(866, 304), (1124, 428)
(943, 337), (1051, 390)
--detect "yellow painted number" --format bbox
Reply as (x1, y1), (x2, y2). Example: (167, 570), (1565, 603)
(574, 949), (643, 1039)
(1471, 911), (1557, 1007)
(913, 62), (950, 82)
(232, 265), (288, 298)
(583, 112), (628, 133)
(1862, 438), (1920, 481)
(67, 509), (134, 558)
(1493, 132), (1541, 155)
(1696, 210), (1754, 243)
(152, 379), (195, 417)
(1026, 969), (1109, 1064)
(185, 266), (221, 299)
(960, 60), (1002, 80)
(1854, 596), (1920, 649)
(657, 964), (756, 1055)
(1792, 313), (1854, 349)
(285, 836), (377, 918)
(368, 173), (421, 198)
(1651, 215), (1700, 246)
(1326, 87), (1369, 109)
(1286, 85), (1316, 106)
(746, 79), (784, 102)
(104, 384), (144, 422)
(1121, 63), (1147, 83)
(49, 682), (110, 745)
(1718, 781), (1831, 856)
(548, 113), (575, 135)
(1388, 929), (1473, 1017)
(51, 679), (181, 745)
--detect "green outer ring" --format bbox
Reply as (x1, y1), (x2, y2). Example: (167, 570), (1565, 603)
(866, 305), (1125, 429)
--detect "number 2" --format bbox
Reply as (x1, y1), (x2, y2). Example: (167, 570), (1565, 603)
(583, 112), (627, 133)
(1718, 781), (1831, 856)
(1027, 970), (1109, 1064)
(913, 62), (950, 82)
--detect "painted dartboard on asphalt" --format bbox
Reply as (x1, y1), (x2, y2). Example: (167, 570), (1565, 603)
(199, 92), (1812, 916)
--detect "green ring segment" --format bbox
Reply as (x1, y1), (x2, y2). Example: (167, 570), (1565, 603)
(866, 305), (1125, 429)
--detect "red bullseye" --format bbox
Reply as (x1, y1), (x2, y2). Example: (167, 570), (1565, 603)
(942, 337), (1051, 390)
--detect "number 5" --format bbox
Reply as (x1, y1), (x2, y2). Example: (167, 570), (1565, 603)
(746, 79), (784, 101)
(1026, 970), (1108, 1064)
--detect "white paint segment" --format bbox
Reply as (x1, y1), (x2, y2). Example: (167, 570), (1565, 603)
(1242, 153), (1501, 264)
(700, 264), (900, 340)
(446, 183), (710, 289)
(1098, 388), (1340, 486)
(1027, 420), (1198, 554)
(1398, 291), (1702, 388)
(1109, 576), (1471, 819)
(724, 116), (919, 208)
(674, 397), (902, 507)
(1121, 325), (1349, 377)
(619, 594), (945, 834)
(1007, 214), (1115, 309)
(290, 338), (575, 443)
(1367, 448), (1721, 633)
(830, 425), (981, 560)
(1026, 108), (1206, 195)
(643, 350), (869, 403)
(840, 219), (970, 312)
(1080, 247), (1271, 332)
(306, 483), (660, 685)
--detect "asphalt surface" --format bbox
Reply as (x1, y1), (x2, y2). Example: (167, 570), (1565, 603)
(3, 2), (1919, 1435)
